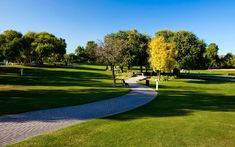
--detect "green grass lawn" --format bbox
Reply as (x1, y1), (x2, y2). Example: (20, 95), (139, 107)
(0, 65), (130, 116)
(189, 69), (235, 76)
(71, 63), (107, 70)
(10, 78), (235, 147)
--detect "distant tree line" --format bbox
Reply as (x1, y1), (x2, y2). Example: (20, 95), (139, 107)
(0, 30), (66, 64)
(1, 29), (235, 71)
(71, 30), (235, 72)
(154, 30), (235, 70)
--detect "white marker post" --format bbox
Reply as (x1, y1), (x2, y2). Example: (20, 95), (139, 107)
(20, 68), (24, 76)
(155, 79), (159, 91)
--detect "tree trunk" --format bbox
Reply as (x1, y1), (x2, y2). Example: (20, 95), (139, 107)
(120, 66), (124, 73)
(157, 71), (161, 81)
(128, 65), (131, 70)
(111, 64), (116, 87)
(140, 65), (143, 73)
(145, 65), (148, 73)
(106, 65), (108, 70)
(38, 56), (44, 65)
(39, 59), (43, 65)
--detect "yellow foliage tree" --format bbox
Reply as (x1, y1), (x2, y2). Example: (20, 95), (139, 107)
(149, 36), (176, 78)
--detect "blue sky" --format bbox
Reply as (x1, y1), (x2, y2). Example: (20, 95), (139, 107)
(0, 0), (234, 55)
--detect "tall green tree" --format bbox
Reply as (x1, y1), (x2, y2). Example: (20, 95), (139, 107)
(0, 30), (24, 62)
(128, 30), (150, 72)
(105, 30), (150, 72)
(221, 53), (234, 68)
(0, 34), (5, 60)
(173, 31), (206, 69)
(155, 30), (175, 42)
(155, 30), (206, 69)
(85, 41), (98, 63)
(74, 41), (98, 63)
(75, 45), (86, 62)
(31, 32), (66, 64)
(64, 53), (77, 65)
(205, 43), (219, 68)
(22, 32), (38, 63)
(232, 55), (235, 67)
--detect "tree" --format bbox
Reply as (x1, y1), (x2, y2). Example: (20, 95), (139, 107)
(129, 31), (150, 72)
(84, 41), (98, 63)
(205, 43), (219, 68)
(105, 31), (132, 71)
(232, 55), (235, 67)
(155, 30), (206, 69)
(22, 32), (38, 63)
(64, 53), (77, 65)
(0, 34), (5, 61)
(31, 32), (66, 64)
(221, 53), (234, 68)
(105, 30), (150, 72)
(74, 41), (98, 63)
(0, 30), (24, 62)
(155, 30), (175, 42)
(96, 37), (127, 87)
(75, 45), (86, 62)
(148, 36), (176, 79)
(173, 31), (206, 69)
(75, 45), (84, 56)
(0, 30), (66, 64)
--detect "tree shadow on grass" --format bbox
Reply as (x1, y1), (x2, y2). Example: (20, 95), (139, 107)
(29, 64), (107, 71)
(108, 85), (235, 121)
(1, 67), (234, 123)
(184, 78), (235, 84)
(0, 67), (112, 87)
(0, 83), (234, 123)
(0, 88), (128, 117)
(181, 74), (235, 82)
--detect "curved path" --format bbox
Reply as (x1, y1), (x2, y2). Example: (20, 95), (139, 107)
(0, 76), (157, 146)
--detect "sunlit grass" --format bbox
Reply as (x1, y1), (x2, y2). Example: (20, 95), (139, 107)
(10, 78), (235, 147)
(189, 69), (235, 76)
(0, 65), (130, 116)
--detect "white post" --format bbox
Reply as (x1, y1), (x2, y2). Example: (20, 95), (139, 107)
(20, 68), (24, 76)
(155, 79), (159, 91)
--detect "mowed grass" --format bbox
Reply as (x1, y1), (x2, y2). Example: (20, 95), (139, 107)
(10, 78), (235, 147)
(0, 65), (130, 116)
(189, 69), (235, 76)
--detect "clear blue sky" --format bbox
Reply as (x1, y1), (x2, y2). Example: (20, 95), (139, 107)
(0, 0), (234, 55)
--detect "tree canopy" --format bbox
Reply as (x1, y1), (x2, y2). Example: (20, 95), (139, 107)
(0, 30), (24, 62)
(205, 43), (219, 68)
(155, 30), (206, 69)
(149, 36), (176, 72)
(0, 30), (66, 64)
(95, 36), (128, 87)
(1, 29), (234, 70)
(104, 30), (150, 72)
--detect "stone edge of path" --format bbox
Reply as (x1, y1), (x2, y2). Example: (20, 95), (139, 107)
(0, 76), (157, 146)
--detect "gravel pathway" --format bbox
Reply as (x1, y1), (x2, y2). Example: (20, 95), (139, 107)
(0, 76), (157, 146)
